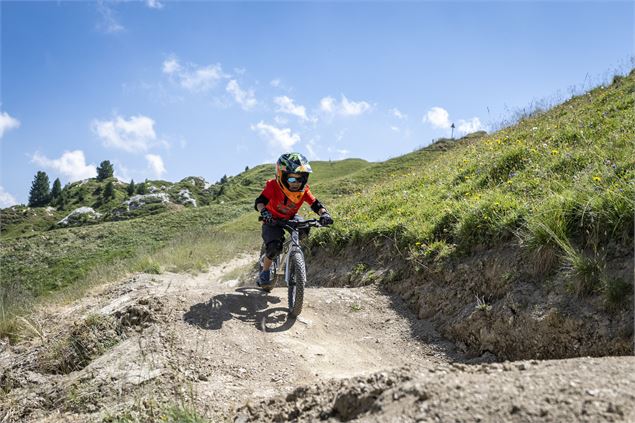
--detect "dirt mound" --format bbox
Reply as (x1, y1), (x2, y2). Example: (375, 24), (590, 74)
(236, 358), (635, 423)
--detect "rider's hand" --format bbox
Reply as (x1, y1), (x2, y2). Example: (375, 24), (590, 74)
(260, 209), (275, 224)
(319, 212), (333, 226)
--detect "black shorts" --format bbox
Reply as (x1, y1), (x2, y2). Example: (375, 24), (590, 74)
(261, 215), (309, 245)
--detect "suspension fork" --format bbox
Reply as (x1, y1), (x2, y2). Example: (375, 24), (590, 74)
(284, 229), (302, 286)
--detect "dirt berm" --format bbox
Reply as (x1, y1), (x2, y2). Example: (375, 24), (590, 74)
(306, 240), (634, 361)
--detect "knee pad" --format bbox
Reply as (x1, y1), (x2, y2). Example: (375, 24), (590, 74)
(265, 240), (283, 259)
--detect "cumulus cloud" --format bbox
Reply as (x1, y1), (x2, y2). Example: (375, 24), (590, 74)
(251, 121), (300, 152)
(390, 126), (400, 132)
(423, 106), (485, 135)
(274, 96), (309, 121)
(0, 111), (20, 139)
(145, 154), (166, 177)
(320, 95), (371, 117)
(226, 80), (257, 110)
(162, 57), (228, 93)
(457, 117), (485, 134)
(320, 96), (336, 113)
(92, 114), (163, 153)
(31, 150), (97, 182)
(391, 108), (407, 120)
(423, 107), (451, 129)
(0, 186), (18, 208)
(270, 79), (281, 88)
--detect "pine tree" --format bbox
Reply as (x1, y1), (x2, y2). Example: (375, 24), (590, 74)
(96, 160), (114, 181)
(51, 178), (62, 202)
(127, 179), (135, 196)
(28, 171), (51, 207)
(103, 181), (115, 201)
(136, 182), (147, 195)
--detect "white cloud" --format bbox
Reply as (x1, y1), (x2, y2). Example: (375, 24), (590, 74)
(92, 114), (162, 153)
(251, 121), (300, 152)
(319, 95), (371, 117)
(457, 117), (485, 134)
(31, 150), (97, 182)
(423, 106), (451, 129)
(390, 126), (400, 132)
(0, 111), (20, 139)
(146, 0), (163, 9)
(270, 79), (281, 88)
(340, 96), (371, 116)
(163, 57), (228, 93)
(320, 96), (336, 113)
(423, 107), (485, 135)
(0, 186), (18, 208)
(226, 80), (257, 110)
(274, 96), (308, 121)
(391, 108), (407, 120)
(162, 58), (181, 75)
(96, 1), (124, 33)
(145, 154), (166, 177)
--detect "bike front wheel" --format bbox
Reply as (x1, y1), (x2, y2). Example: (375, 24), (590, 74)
(287, 251), (306, 317)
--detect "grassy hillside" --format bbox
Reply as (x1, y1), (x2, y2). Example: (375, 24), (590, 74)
(2, 71), (632, 341)
(312, 72), (634, 300)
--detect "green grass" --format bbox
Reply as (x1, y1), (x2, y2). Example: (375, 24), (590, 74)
(0, 202), (254, 340)
(311, 70), (635, 305)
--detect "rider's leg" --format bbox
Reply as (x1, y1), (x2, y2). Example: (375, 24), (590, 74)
(263, 256), (273, 271)
(261, 223), (284, 270)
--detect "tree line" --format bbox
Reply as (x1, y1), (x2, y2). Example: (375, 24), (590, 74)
(27, 160), (146, 208)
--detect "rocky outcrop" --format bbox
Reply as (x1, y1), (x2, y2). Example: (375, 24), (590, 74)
(57, 207), (102, 227)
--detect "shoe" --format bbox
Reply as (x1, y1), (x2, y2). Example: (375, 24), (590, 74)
(258, 270), (273, 291)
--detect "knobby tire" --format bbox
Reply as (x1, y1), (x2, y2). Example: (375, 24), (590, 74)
(288, 251), (306, 317)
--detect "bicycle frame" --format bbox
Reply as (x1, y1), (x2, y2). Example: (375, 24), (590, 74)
(272, 226), (303, 286)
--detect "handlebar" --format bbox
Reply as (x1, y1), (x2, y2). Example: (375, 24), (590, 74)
(258, 216), (324, 229)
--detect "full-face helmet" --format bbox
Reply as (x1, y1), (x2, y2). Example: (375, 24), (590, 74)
(275, 153), (312, 202)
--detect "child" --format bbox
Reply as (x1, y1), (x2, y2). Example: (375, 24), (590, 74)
(254, 153), (333, 289)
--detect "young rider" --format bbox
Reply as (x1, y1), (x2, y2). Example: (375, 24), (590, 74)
(254, 152), (333, 289)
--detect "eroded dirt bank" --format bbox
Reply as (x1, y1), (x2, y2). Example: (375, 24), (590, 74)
(1, 255), (633, 422)
(306, 241), (634, 360)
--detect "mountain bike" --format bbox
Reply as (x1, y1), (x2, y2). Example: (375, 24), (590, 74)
(258, 218), (323, 317)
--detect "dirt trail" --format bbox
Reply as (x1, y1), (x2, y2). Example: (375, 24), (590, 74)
(1, 256), (633, 422)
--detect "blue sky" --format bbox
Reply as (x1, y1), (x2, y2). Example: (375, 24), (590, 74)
(1, 1), (633, 206)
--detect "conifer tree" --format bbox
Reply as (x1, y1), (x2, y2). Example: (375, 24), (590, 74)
(51, 178), (62, 201)
(96, 160), (114, 181)
(103, 181), (115, 201)
(127, 179), (135, 196)
(136, 182), (147, 195)
(28, 171), (51, 207)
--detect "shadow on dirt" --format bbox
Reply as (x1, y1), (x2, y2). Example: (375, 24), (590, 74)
(184, 287), (297, 332)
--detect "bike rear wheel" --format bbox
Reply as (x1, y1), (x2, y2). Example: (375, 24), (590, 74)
(287, 251), (306, 317)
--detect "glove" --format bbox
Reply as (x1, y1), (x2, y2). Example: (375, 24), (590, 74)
(260, 209), (275, 224)
(319, 212), (333, 226)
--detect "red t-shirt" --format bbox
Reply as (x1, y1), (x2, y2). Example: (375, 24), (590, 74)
(260, 179), (316, 219)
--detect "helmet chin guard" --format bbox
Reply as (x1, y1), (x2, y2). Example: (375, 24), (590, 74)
(275, 153), (312, 203)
